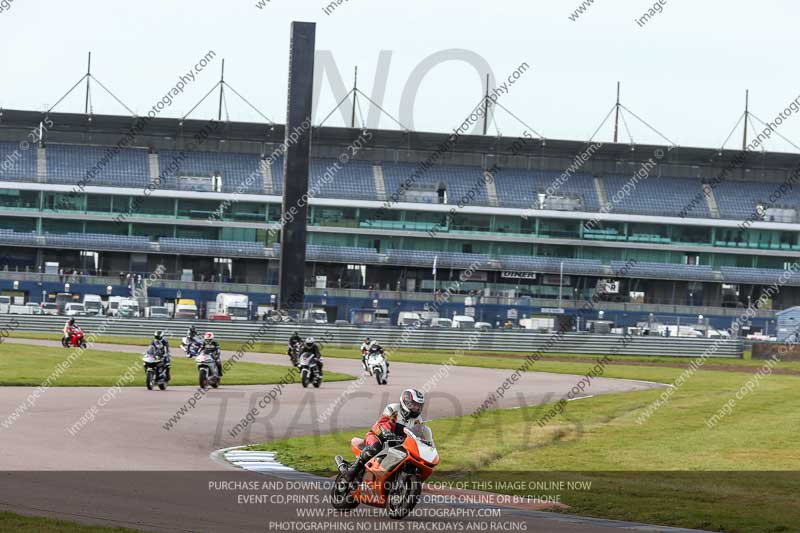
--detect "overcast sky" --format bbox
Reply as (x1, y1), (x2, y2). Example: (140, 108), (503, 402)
(1, 0), (798, 152)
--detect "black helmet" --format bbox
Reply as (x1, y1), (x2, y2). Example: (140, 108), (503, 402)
(68, 318), (76, 326)
(154, 330), (163, 341)
(400, 389), (425, 420)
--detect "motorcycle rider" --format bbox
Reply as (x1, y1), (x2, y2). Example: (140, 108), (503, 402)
(63, 317), (79, 345)
(302, 336), (323, 377)
(343, 389), (425, 483)
(202, 332), (223, 377)
(183, 325), (202, 357)
(150, 330), (171, 382)
(367, 340), (390, 376)
(288, 330), (302, 361)
(359, 337), (372, 371)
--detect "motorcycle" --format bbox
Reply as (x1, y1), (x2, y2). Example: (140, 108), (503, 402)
(297, 351), (322, 388)
(367, 350), (389, 385)
(62, 327), (87, 349)
(196, 347), (221, 389)
(181, 335), (203, 358)
(288, 341), (301, 367)
(142, 347), (169, 391)
(332, 424), (439, 519)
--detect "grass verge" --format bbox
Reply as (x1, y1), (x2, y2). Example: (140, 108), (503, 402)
(8, 331), (798, 372)
(0, 512), (136, 532)
(249, 359), (800, 533)
(0, 343), (354, 387)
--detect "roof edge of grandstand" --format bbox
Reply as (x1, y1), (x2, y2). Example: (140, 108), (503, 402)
(1, 108), (800, 171)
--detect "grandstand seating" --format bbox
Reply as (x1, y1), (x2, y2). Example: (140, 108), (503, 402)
(603, 174), (709, 218)
(720, 266), (800, 287)
(0, 142), (38, 181)
(158, 150), (263, 193)
(43, 232), (152, 251)
(159, 238), (265, 257)
(306, 244), (379, 263)
(611, 260), (716, 281)
(494, 170), (599, 210)
(499, 256), (604, 275)
(4, 143), (800, 224)
(713, 181), (800, 220)
(46, 144), (150, 187)
(384, 249), (490, 269)
(0, 229), (38, 246)
(382, 163), (489, 205)
(269, 156), (377, 200)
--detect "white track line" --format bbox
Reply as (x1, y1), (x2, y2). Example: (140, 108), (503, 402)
(223, 450), (295, 473)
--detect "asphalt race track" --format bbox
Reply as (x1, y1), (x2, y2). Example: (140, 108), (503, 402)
(0, 338), (703, 533)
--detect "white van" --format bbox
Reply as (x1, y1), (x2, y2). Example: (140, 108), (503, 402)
(451, 315), (476, 329)
(82, 294), (104, 316)
(64, 303), (87, 316)
(0, 296), (10, 314)
(397, 312), (422, 327)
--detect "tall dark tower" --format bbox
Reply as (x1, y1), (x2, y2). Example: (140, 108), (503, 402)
(278, 21), (316, 312)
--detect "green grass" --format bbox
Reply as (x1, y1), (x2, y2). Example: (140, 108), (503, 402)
(0, 343), (354, 387)
(0, 512), (137, 532)
(11, 331), (798, 371)
(249, 360), (800, 533)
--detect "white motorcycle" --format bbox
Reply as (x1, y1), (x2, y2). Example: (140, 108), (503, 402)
(367, 350), (389, 385)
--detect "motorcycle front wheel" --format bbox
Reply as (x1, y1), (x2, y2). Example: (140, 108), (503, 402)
(301, 370), (310, 388)
(374, 369), (383, 385)
(145, 369), (155, 390)
(386, 472), (422, 520)
(199, 368), (209, 389)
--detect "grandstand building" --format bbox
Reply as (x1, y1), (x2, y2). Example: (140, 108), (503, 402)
(0, 108), (795, 329)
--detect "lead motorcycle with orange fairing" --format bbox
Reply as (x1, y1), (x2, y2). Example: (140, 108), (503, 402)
(332, 424), (439, 519)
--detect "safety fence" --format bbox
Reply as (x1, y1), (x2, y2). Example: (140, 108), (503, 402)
(6, 315), (743, 358)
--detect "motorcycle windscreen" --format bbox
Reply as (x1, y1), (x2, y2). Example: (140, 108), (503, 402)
(407, 424), (434, 447)
(374, 447), (408, 473)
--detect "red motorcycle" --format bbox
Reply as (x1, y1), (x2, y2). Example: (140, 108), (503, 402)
(62, 327), (87, 349)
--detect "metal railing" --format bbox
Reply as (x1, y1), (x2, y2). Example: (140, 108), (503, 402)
(4, 315), (743, 358)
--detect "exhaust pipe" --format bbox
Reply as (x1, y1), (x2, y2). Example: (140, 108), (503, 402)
(335, 455), (347, 473)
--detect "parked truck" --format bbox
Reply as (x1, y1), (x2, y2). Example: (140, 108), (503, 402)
(174, 298), (198, 320)
(83, 294), (104, 316)
(215, 293), (250, 321)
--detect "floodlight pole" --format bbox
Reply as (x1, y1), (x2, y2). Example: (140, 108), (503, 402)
(742, 89), (749, 151)
(482, 73), (490, 135)
(84, 52), (92, 115)
(218, 59), (226, 121)
(351, 66), (358, 128)
(613, 81), (620, 143)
